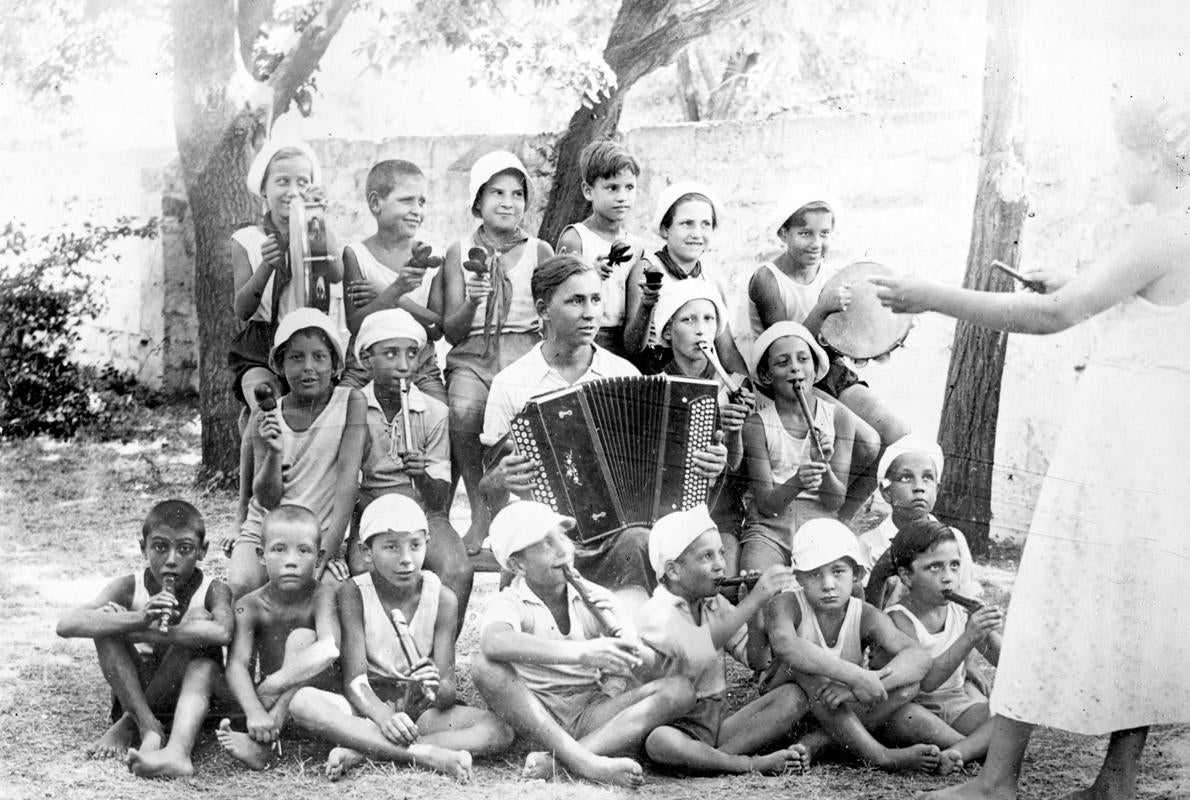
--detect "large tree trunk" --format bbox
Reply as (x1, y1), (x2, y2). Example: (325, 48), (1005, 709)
(171, 0), (264, 481)
(538, 0), (764, 245)
(934, 0), (1027, 556)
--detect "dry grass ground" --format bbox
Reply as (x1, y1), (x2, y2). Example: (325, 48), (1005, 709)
(0, 403), (1186, 800)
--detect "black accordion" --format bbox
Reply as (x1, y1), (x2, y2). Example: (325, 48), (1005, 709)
(508, 375), (719, 544)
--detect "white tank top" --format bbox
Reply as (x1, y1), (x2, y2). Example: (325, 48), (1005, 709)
(353, 570), (441, 681)
(755, 398), (836, 501)
(130, 569), (217, 655)
(242, 385), (352, 538)
(886, 601), (969, 694)
(457, 237), (541, 337)
(735, 261), (835, 360)
(793, 590), (864, 664)
(562, 222), (637, 328)
(345, 241), (438, 309)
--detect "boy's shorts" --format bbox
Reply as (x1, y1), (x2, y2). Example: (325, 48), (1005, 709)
(919, 681), (987, 726)
(533, 683), (619, 739)
(815, 354), (868, 399)
(740, 500), (836, 564)
(669, 696), (727, 747)
(109, 645), (226, 722)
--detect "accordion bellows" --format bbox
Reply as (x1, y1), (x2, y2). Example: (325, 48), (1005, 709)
(509, 375), (719, 544)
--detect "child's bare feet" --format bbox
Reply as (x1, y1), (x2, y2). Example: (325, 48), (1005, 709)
(127, 745), (195, 778)
(216, 718), (272, 770)
(462, 524), (486, 557)
(878, 743), (940, 772)
(523, 751), (559, 780)
(408, 743), (473, 782)
(916, 779), (1015, 800)
(137, 726), (164, 754)
(938, 747), (965, 776)
(572, 754), (645, 788)
(86, 717), (136, 759)
(749, 746), (810, 775)
(325, 747), (365, 781)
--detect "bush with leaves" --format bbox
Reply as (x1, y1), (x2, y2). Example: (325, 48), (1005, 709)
(0, 216), (159, 439)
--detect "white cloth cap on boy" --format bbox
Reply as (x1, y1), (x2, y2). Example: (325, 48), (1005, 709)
(746, 320), (830, 384)
(652, 280), (728, 340)
(651, 181), (723, 238)
(648, 504), (718, 578)
(774, 185), (838, 234)
(245, 138), (323, 198)
(269, 307), (346, 374)
(469, 150), (532, 209)
(359, 494), (429, 542)
(354, 308), (428, 361)
(877, 435), (945, 483)
(489, 501), (575, 570)
(791, 518), (863, 572)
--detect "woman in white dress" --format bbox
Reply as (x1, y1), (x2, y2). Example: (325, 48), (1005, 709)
(872, 95), (1190, 800)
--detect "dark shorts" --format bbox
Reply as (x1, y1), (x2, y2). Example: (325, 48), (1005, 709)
(573, 526), (656, 592)
(228, 320), (283, 404)
(631, 345), (671, 376)
(669, 696), (727, 747)
(109, 645), (226, 722)
(814, 348), (868, 399)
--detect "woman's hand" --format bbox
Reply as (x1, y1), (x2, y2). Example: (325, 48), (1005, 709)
(1019, 265), (1073, 293)
(869, 275), (936, 314)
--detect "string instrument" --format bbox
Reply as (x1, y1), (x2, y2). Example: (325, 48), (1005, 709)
(389, 608), (437, 704)
(561, 565), (623, 637)
(941, 589), (984, 613)
(791, 379), (828, 462)
(287, 195), (333, 313)
(158, 575), (176, 634)
(508, 375), (719, 545)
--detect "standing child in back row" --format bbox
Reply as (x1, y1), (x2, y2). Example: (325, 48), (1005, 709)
(555, 139), (643, 360)
(339, 159), (447, 401)
(441, 151), (554, 554)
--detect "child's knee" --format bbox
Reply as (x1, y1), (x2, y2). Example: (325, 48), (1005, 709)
(770, 682), (810, 718)
(651, 676), (697, 715)
(285, 628), (319, 654)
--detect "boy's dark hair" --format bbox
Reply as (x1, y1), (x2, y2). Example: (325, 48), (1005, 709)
(274, 326), (342, 374)
(579, 139), (640, 185)
(889, 518), (957, 573)
(366, 159), (424, 202)
(142, 499), (205, 543)
(660, 192), (718, 231)
(531, 254), (595, 306)
(778, 201), (833, 236)
(261, 504), (320, 546)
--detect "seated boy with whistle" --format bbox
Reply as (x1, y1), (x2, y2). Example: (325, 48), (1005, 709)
(471, 501), (696, 788)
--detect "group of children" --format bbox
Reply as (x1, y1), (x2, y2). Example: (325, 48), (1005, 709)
(55, 133), (1007, 785)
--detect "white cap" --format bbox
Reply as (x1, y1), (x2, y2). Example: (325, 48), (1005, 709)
(877, 435), (943, 483)
(469, 151), (531, 213)
(355, 308), (427, 362)
(489, 501), (574, 570)
(774, 185), (838, 235)
(652, 280), (728, 340)
(359, 495), (429, 543)
(746, 321), (829, 383)
(269, 308), (346, 375)
(650, 181), (722, 238)
(648, 505), (717, 578)
(246, 138), (323, 198)
(791, 518), (863, 572)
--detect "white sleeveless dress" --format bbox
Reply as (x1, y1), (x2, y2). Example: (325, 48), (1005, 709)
(990, 294), (1190, 734)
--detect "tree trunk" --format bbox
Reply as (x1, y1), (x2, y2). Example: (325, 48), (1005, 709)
(934, 0), (1027, 556)
(171, 0), (266, 481)
(676, 50), (702, 122)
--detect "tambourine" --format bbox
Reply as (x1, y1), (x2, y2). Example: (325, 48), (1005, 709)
(817, 261), (914, 360)
(287, 197), (333, 313)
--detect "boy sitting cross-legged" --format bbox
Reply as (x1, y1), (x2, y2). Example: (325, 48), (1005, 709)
(288, 494), (512, 782)
(219, 504), (341, 770)
(764, 519), (941, 772)
(637, 505), (811, 775)
(56, 500), (233, 778)
(471, 501), (696, 788)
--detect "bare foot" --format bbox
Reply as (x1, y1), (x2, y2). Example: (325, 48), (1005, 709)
(408, 743), (473, 782)
(916, 777), (1016, 800)
(523, 751), (559, 780)
(572, 754), (645, 788)
(138, 727), (164, 754)
(127, 745), (195, 778)
(326, 747), (365, 781)
(789, 743), (812, 774)
(86, 717), (136, 759)
(749, 747), (809, 775)
(879, 743), (940, 773)
(462, 524), (487, 557)
(938, 748), (965, 776)
(216, 718), (272, 771)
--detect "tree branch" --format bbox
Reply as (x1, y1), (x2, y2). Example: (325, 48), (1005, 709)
(265, 0), (356, 121)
